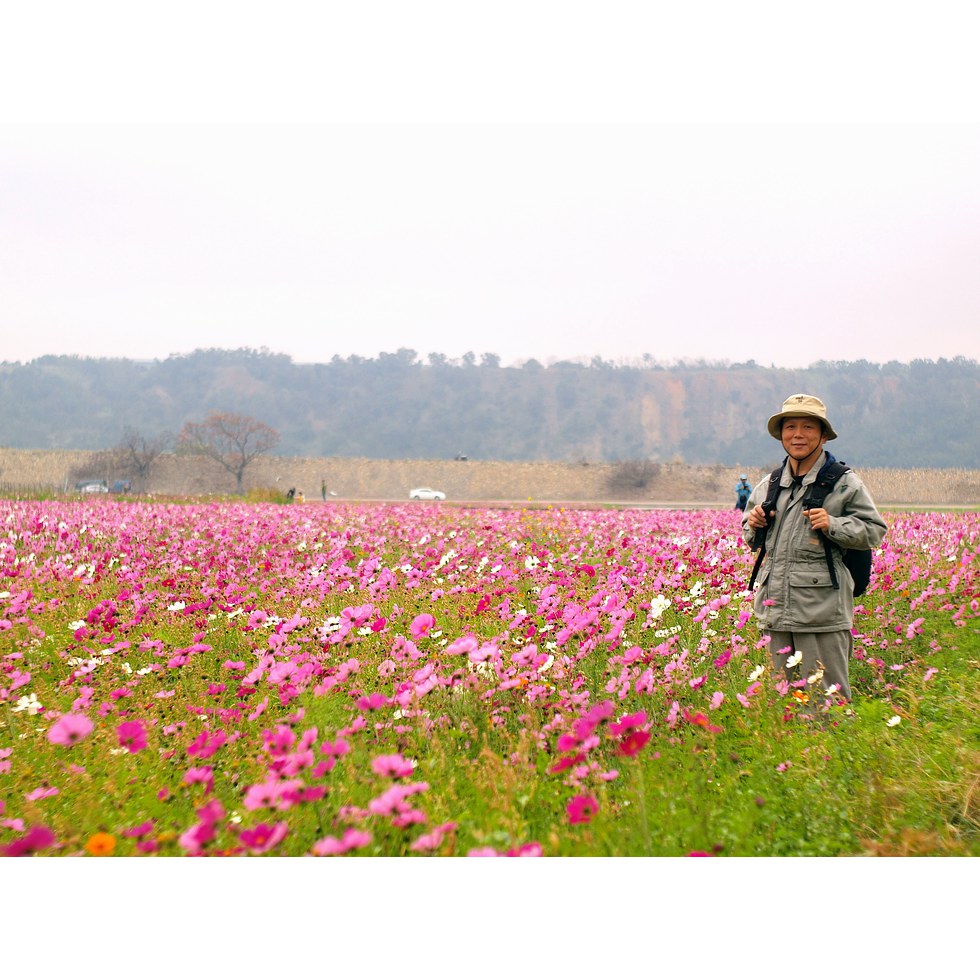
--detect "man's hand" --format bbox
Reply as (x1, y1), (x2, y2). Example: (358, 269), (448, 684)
(746, 504), (769, 529)
(804, 506), (830, 532)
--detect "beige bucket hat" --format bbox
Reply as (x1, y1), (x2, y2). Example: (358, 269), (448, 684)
(767, 393), (838, 440)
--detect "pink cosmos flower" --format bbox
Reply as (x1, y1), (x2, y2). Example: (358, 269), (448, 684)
(3, 824), (56, 856)
(47, 713), (94, 747)
(609, 711), (647, 736)
(239, 821), (289, 855)
(124, 821), (155, 839)
(445, 634), (479, 657)
(320, 738), (351, 758)
(371, 753), (415, 778)
(391, 809), (427, 829)
(367, 781), (429, 817)
(410, 821), (457, 853)
(311, 827), (372, 856)
(179, 820), (217, 854)
(117, 719), (148, 753)
(242, 777), (304, 811)
(26, 785), (59, 801)
(549, 752), (586, 775)
(183, 765), (215, 793)
(616, 729), (652, 756)
(247, 609), (269, 630)
(567, 794), (599, 825)
(186, 728), (227, 759)
(356, 692), (389, 711)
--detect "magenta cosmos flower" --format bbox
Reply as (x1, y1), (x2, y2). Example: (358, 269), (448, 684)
(47, 713), (94, 747)
(239, 822), (289, 855)
(3, 824), (56, 856)
(116, 719), (148, 753)
(567, 795), (599, 825)
(409, 613), (436, 638)
(371, 753), (416, 778)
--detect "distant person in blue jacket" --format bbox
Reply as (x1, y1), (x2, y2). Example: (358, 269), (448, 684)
(734, 474), (752, 511)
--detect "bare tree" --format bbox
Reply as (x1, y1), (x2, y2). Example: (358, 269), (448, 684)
(177, 411), (280, 494)
(115, 427), (171, 492)
(605, 460), (662, 498)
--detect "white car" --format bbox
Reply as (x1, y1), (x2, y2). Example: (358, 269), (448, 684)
(409, 488), (446, 501)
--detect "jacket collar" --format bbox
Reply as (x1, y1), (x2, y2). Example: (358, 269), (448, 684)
(780, 450), (828, 488)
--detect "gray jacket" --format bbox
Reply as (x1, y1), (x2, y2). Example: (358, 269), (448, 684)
(741, 452), (887, 632)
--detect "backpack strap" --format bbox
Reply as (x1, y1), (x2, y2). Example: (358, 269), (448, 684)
(747, 460), (785, 590)
(801, 454), (850, 590)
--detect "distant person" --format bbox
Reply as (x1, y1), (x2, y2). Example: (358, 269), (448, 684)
(734, 473), (752, 511)
(742, 394), (887, 706)
(321, 479), (327, 502)
(295, 489), (305, 503)
(285, 487), (295, 502)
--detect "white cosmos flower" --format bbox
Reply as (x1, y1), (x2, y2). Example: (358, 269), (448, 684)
(785, 651), (803, 669)
(748, 664), (766, 682)
(13, 693), (42, 715)
(68, 620), (86, 631)
(886, 715), (902, 727)
(167, 601), (186, 611)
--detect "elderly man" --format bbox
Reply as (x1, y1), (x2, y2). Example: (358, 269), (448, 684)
(742, 394), (887, 706)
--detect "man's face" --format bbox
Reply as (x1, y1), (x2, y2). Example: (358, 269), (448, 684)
(780, 416), (827, 461)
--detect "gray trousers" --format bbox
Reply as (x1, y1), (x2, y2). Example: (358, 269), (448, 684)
(766, 629), (853, 703)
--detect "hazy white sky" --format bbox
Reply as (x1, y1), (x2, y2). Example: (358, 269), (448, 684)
(2, 5), (979, 370)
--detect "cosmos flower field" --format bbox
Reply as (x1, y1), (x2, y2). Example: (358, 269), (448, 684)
(1, 498), (978, 857)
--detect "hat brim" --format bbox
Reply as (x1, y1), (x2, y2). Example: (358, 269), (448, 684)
(767, 411), (838, 441)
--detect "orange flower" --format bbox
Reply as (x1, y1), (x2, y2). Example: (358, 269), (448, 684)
(791, 691), (810, 704)
(85, 832), (116, 856)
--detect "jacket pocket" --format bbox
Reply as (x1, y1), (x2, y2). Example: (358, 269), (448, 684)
(787, 565), (840, 625)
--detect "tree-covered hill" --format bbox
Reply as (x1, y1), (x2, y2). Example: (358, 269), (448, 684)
(1, 349), (977, 468)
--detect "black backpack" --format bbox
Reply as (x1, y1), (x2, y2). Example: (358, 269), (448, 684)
(748, 454), (872, 597)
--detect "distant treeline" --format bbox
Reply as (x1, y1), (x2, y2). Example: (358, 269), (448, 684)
(1, 349), (977, 468)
